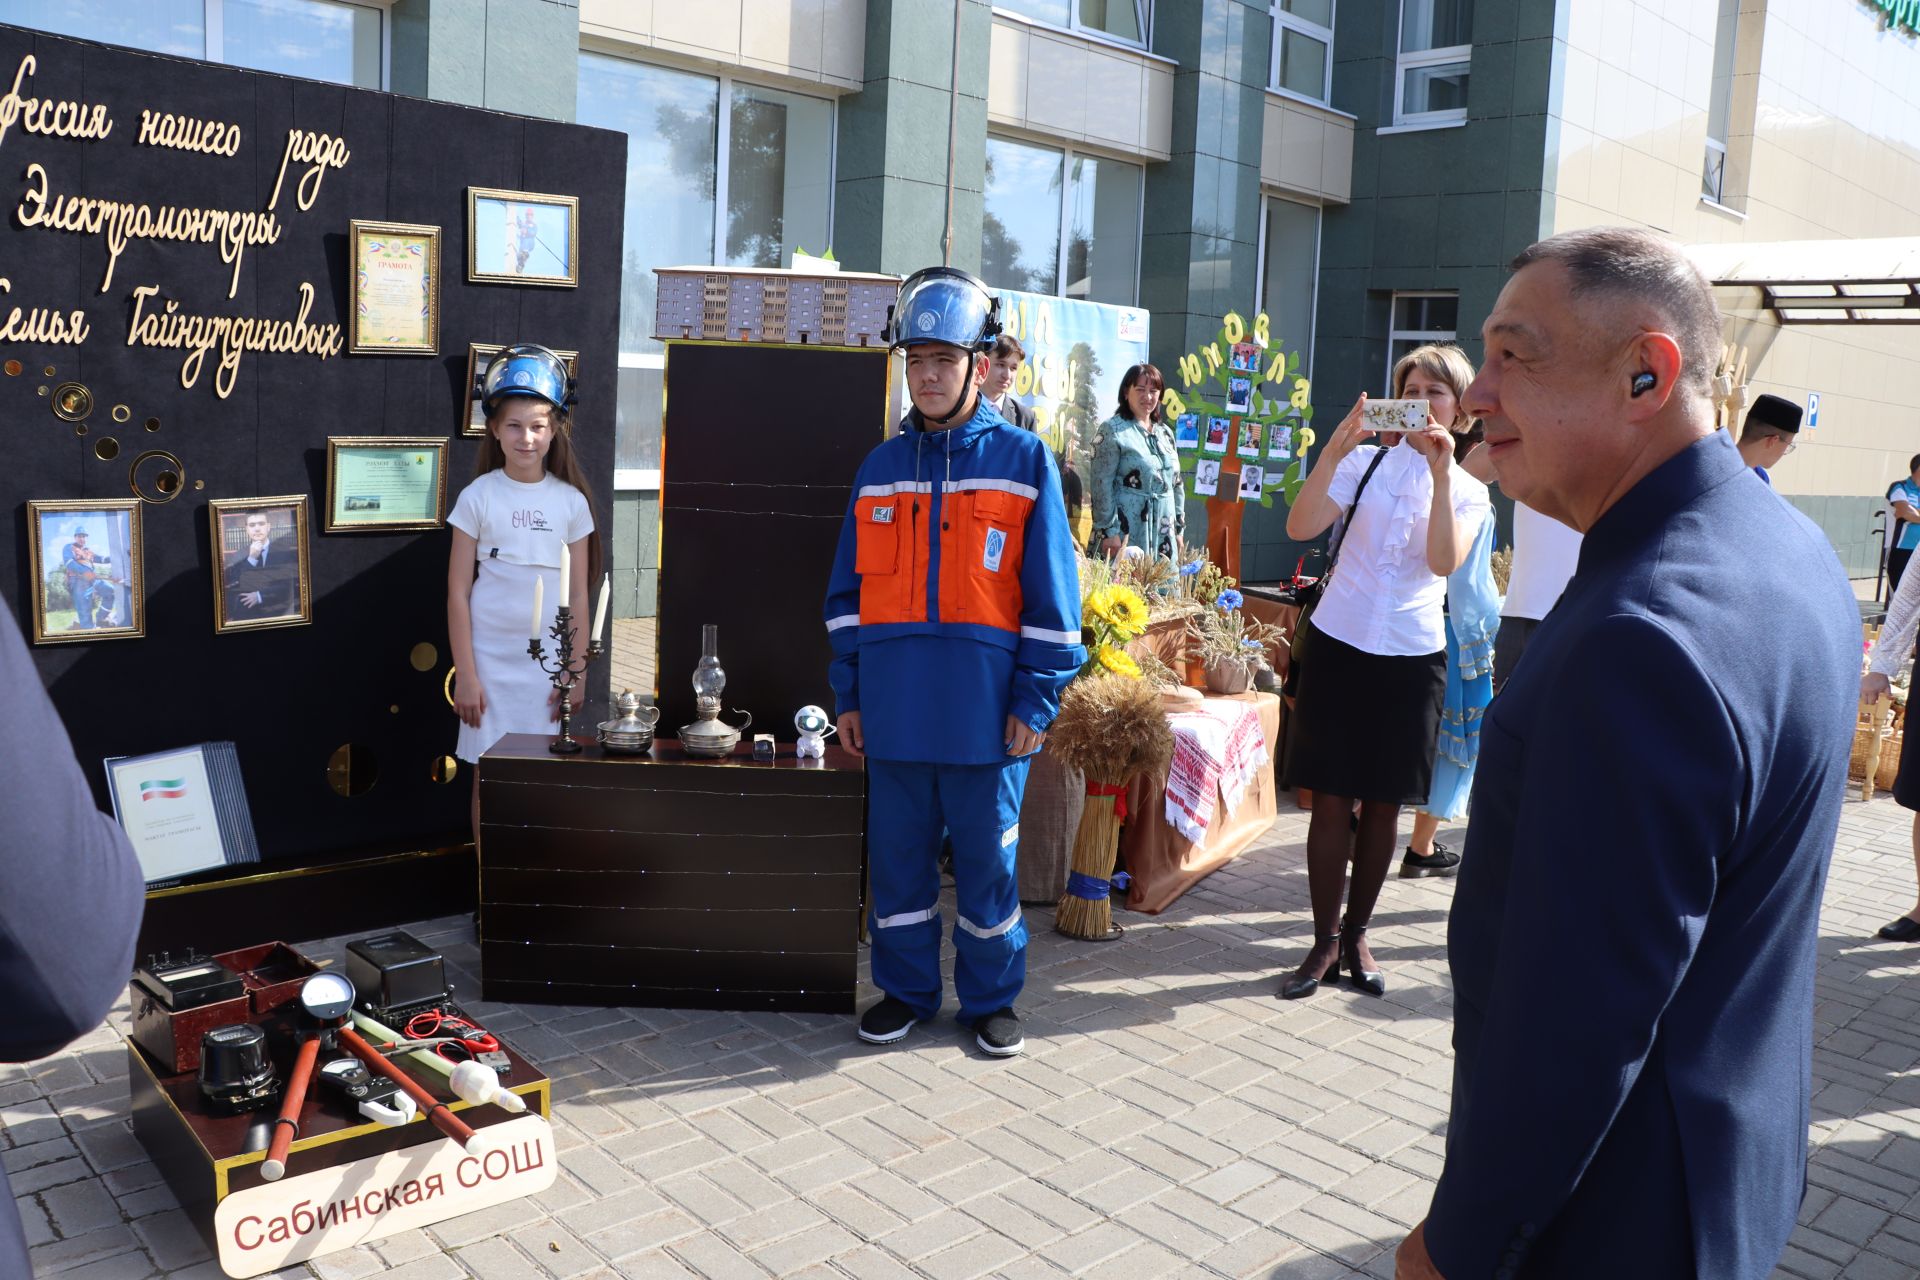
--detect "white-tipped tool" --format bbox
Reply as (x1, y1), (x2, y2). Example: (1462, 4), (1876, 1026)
(448, 1059), (527, 1113)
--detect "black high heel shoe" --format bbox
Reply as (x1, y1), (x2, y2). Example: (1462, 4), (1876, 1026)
(1280, 933), (1341, 1000)
(1341, 921), (1385, 996)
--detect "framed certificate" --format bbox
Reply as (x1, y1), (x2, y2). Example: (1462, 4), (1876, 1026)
(462, 342), (579, 436)
(325, 437), (449, 532)
(210, 496), (313, 633)
(106, 742), (261, 885)
(349, 219), (441, 354)
(467, 187), (579, 287)
(27, 498), (144, 645)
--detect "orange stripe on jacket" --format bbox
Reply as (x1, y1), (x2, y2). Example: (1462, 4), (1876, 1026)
(855, 486), (1034, 631)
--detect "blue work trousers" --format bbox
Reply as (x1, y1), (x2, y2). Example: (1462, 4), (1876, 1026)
(867, 757), (1030, 1021)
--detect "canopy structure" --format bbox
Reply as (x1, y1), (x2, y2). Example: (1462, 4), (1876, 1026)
(1686, 236), (1920, 324)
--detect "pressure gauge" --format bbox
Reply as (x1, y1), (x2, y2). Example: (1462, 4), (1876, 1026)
(299, 971), (356, 1022)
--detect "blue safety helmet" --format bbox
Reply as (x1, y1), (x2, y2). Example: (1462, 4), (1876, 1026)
(480, 343), (576, 415)
(887, 267), (1001, 353)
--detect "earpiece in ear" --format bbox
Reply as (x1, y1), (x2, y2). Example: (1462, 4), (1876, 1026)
(1631, 372), (1656, 397)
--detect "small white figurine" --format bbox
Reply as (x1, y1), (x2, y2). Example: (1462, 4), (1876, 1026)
(795, 704), (837, 759)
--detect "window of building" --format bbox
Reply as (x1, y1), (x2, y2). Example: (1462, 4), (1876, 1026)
(983, 135), (1142, 306)
(1258, 197), (1321, 382)
(577, 52), (835, 486)
(1394, 0), (1472, 126)
(1386, 291), (1458, 390)
(993, 0), (1147, 48)
(1270, 0), (1335, 104)
(1702, 0), (1738, 205)
(3, 0), (385, 88)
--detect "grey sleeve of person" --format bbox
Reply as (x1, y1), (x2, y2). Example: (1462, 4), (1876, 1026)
(1169, 437), (1187, 543)
(1088, 421), (1120, 542)
(0, 590), (146, 1064)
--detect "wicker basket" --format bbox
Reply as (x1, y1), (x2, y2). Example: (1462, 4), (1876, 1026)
(1850, 701), (1905, 795)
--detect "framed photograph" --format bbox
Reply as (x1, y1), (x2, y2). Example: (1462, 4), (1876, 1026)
(1173, 413), (1200, 451)
(1237, 420), (1263, 459)
(325, 437), (450, 532)
(349, 220), (441, 355)
(106, 741), (260, 885)
(210, 497), (312, 633)
(1238, 464), (1265, 501)
(1226, 375), (1254, 415)
(1267, 423), (1293, 461)
(1193, 458), (1221, 497)
(467, 187), (579, 287)
(1230, 342), (1260, 373)
(1204, 416), (1231, 455)
(461, 342), (580, 436)
(27, 499), (143, 644)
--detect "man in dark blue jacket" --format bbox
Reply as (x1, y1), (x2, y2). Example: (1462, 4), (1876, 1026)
(1397, 228), (1857, 1279)
(2, 591), (146, 1275)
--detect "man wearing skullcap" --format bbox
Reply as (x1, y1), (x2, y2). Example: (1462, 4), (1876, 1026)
(1735, 392), (1803, 485)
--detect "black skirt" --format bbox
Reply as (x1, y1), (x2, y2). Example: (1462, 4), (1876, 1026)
(1281, 617), (1447, 805)
(1895, 709), (1920, 812)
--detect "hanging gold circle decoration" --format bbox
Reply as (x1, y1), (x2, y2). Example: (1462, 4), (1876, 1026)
(111, 404), (131, 423)
(94, 438), (118, 461)
(410, 642), (438, 672)
(144, 417), (161, 432)
(129, 450), (187, 503)
(444, 667), (457, 708)
(431, 756), (459, 784)
(52, 382), (93, 422)
(3, 360), (20, 376)
(326, 744), (379, 797)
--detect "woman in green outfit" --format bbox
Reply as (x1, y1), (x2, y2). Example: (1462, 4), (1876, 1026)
(1090, 363), (1185, 561)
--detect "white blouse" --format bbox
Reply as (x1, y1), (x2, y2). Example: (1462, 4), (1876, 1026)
(1870, 555), (1920, 679)
(1309, 442), (1492, 657)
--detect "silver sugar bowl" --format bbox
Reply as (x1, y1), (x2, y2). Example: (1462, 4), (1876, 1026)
(598, 689), (660, 755)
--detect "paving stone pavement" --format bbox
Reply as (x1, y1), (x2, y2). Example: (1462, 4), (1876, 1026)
(10, 788), (1920, 1279)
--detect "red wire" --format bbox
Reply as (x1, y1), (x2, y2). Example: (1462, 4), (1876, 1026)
(403, 1009), (500, 1055)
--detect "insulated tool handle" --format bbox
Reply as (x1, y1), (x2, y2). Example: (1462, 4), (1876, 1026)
(337, 1025), (481, 1153)
(261, 1036), (323, 1181)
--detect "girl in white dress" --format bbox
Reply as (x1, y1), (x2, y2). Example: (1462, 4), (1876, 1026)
(447, 345), (597, 829)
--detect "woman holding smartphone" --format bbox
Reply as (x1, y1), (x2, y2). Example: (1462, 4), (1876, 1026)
(1277, 345), (1492, 999)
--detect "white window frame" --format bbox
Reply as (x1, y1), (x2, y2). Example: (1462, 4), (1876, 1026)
(1393, 2), (1470, 127)
(1253, 195), (1322, 382)
(990, 2), (1152, 52)
(209, 0), (391, 89)
(984, 135), (1145, 307)
(1269, 2), (1335, 106)
(1385, 290), (1458, 394)
(606, 64), (839, 494)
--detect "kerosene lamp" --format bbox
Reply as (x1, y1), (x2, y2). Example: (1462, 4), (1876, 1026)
(678, 624), (752, 757)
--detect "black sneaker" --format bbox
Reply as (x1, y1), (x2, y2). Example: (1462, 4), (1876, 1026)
(857, 996), (919, 1045)
(970, 1008), (1024, 1057)
(1400, 843), (1462, 878)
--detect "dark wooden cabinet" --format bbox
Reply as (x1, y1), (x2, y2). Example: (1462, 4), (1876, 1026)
(476, 735), (866, 1012)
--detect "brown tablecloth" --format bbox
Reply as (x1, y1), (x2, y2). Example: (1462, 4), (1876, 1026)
(1120, 691), (1281, 914)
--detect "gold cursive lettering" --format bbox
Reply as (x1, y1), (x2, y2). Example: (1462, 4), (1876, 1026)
(0, 278), (89, 345)
(128, 282), (343, 399)
(137, 108), (242, 157)
(18, 162), (282, 297)
(267, 128), (350, 213)
(0, 55), (113, 154)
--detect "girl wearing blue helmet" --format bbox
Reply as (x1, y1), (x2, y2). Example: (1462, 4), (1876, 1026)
(447, 345), (599, 825)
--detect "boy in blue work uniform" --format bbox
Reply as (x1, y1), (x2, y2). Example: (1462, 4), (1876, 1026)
(824, 267), (1084, 1057)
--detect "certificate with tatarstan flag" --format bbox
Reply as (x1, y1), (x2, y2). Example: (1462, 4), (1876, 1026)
(106, 742), (261, 884)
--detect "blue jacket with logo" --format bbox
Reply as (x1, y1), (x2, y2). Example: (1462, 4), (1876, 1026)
(824, 400), (1085, 765)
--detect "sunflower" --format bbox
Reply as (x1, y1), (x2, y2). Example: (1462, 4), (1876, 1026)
(1096, 645), (1142, 678)
(1085, 585), (1150, 639)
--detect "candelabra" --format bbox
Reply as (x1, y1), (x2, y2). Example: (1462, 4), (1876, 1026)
(528, 605), (603, 754)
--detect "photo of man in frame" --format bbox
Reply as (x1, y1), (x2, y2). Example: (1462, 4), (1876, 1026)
(219, 506), (302, 626)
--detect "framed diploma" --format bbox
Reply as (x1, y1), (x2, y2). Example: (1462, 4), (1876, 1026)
(467, 187), (580, 287)
(462, 342), (579, 436)
(325, 437), (450, 532)
(349, 219), (441, 354)
(106, 742), (261, 886)
(209, 496), (313, 634)
(27, 498), (145, 645)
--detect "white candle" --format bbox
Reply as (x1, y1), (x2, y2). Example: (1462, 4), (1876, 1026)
(558, 542), (571, 608)
(591, 573), (610, 644)
(529, 576), (543, 640)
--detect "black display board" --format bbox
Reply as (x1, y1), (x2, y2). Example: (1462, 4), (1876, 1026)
(656, 341), (889, 736)
(0, 25), (625, 889)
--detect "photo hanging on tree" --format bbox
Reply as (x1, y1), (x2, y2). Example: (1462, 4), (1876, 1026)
(1226, 375), (1253, 415)
(1229, 342), (1260, 372)
(1238, 464), (1265, 501)
(1237, 420), (1262, 459)
(1194, 458), (1222, 497)
(1267, 423), (1293, 460)
(1174, 413), (1200, 450)
(1204, 416), (1231, 454)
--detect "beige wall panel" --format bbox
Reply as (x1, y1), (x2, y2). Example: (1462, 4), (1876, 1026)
(580, 0), (864, 92)
(1260, 94), (1352, 204)
(986, 13), (1173, 162)
(1024, 33), (1088, 138)
(1319, 116), (1353, 203)
(987, 17), (1030, 126)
